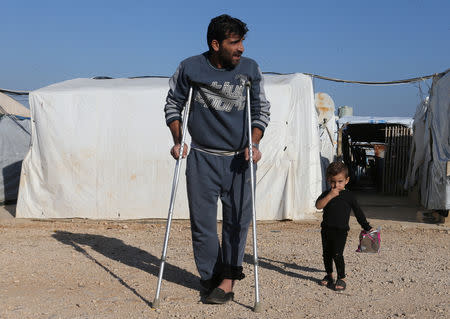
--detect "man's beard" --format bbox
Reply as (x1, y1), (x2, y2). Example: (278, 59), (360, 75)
(218, 51), (238, 70)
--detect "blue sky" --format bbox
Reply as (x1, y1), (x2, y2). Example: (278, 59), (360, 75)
(1, 0), (448, 116)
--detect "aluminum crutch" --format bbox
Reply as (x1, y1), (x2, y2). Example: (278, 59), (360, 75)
(245, 82), (262, 312)
(153, 87), (193, 309)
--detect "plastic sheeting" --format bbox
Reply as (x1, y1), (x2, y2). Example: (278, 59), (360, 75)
(16, 73), (322, 220)
(406, 71), (449, 209)
(0, 92), (30, 118)
(405, 98), (429, 197)
(0, 116), (31, 202)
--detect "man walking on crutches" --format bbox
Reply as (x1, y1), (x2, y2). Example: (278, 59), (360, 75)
(162, 14), (270, 307)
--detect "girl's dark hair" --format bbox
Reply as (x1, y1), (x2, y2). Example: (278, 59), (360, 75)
(326, 162), (349, 179)
(207, 14), (248, 51)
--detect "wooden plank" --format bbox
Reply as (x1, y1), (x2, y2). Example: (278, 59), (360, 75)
(386, 126), (390, 193)
(394, 126), (399, 194)
(400, 126), (406, 195)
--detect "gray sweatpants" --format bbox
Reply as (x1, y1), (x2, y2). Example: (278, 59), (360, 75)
(186, 149), (254, 281)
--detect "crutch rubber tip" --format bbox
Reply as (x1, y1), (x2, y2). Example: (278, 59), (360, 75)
(253, 302), (262, 313)
(152, 299), (160, 309)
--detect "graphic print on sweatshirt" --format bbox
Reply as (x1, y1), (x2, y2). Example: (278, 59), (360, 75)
(194, 74), (248, 112)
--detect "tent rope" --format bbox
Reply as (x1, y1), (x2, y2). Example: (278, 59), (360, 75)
(1, 70), (446, 94)
(0, 88), (29, 95)
(263, 72), (444, 85)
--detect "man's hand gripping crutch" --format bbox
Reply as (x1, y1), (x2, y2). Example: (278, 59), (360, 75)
(152, 87), (193, 309)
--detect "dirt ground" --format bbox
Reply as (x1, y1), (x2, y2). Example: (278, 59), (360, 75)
(0, 193), (449, 319)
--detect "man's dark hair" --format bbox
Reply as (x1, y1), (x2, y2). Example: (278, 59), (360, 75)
(207, 14), (248, 51)
(326, 161), (349, 179)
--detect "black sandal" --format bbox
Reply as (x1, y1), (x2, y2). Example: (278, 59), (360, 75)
(319, 275), (334, 287)
(205, 287), (234, 304)
(334, 279), (346, 291)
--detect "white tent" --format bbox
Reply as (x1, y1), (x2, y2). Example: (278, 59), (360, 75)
(0, 116), (31, 203)
(16, 73), (322, 220)
(405, 70), (450, 209)
(0, 92), (31, 203)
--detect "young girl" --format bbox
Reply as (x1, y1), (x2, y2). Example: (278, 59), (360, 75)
(315, 162), (372, 291)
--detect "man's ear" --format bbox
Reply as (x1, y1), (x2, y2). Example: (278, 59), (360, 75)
(211, 39), (220, 52)
(345, 177), (350, 185)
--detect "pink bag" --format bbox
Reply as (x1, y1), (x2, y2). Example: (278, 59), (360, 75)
(356, 227), (381, 253)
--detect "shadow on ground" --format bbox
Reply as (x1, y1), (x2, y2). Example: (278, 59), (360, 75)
(244, 254), (322, 284)
(52, 231), (200, 306)
(0, 203), (16, 218)
(51, 231), (326, 306)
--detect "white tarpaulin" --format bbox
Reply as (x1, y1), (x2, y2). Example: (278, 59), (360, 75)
(314, 92), (337, 190)
(17, 73), (322, 220)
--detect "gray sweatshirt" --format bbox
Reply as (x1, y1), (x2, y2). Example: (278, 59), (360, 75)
(164, 52), (271, 152)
